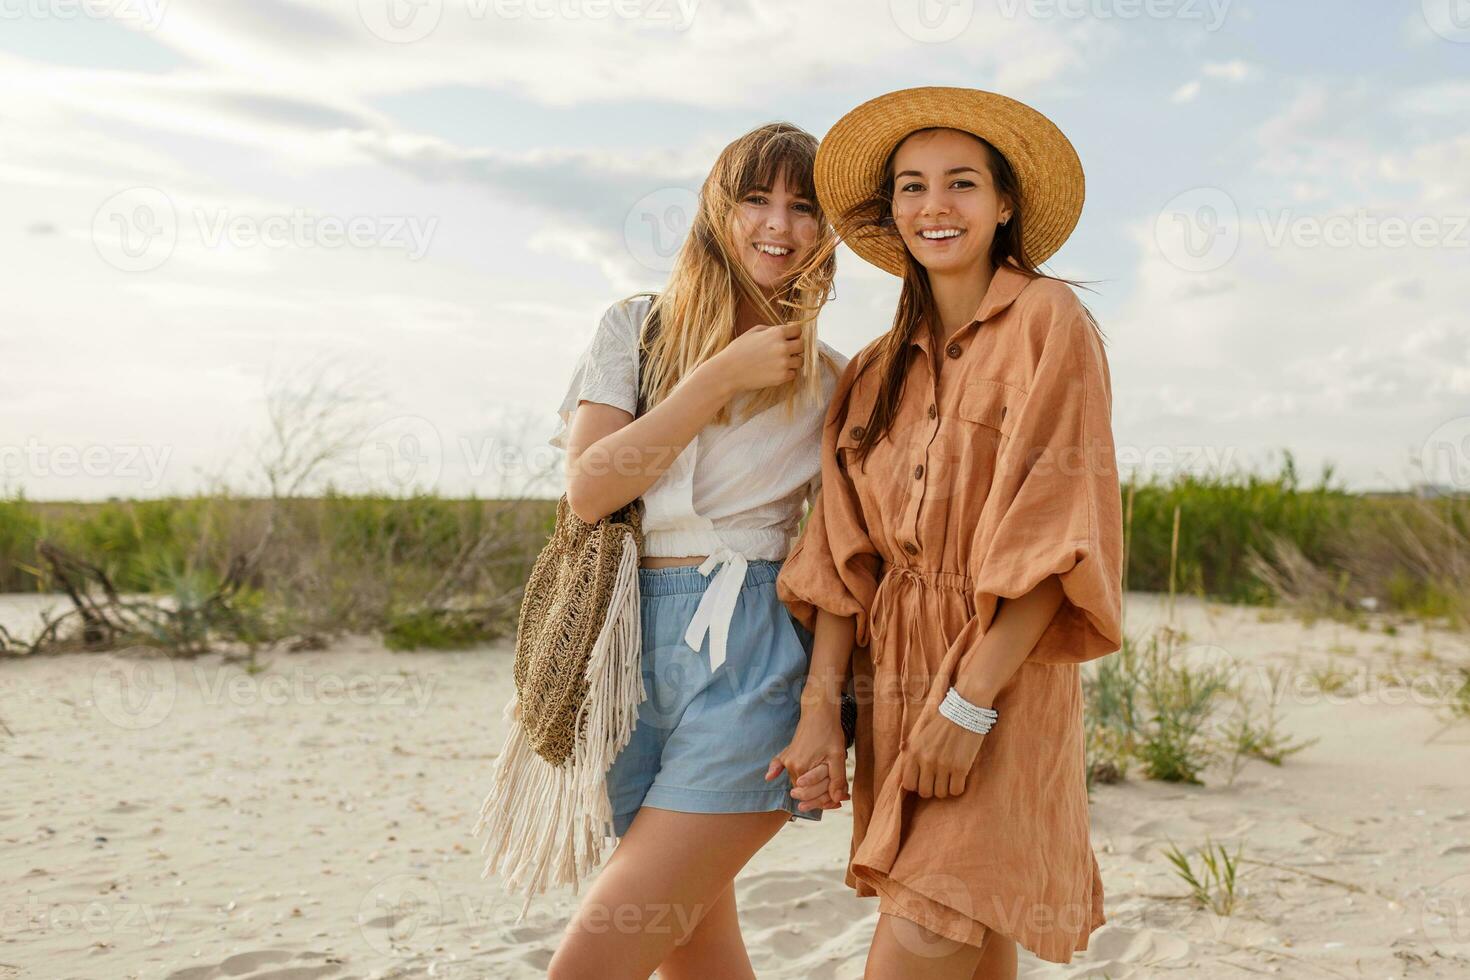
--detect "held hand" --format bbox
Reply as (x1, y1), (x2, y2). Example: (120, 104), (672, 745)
(789, 746), (854, 811)
(897, 705), (987, 799)
(766, 707), (850, 812)
(711, 321), (805, 394)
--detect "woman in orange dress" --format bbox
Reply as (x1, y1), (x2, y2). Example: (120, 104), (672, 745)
(769, 88), (1125, 977)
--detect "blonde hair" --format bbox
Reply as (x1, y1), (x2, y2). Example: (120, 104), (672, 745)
(636, 122), (842, 427)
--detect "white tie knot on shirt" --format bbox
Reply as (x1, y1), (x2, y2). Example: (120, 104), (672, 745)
(681, 547), (749, 676)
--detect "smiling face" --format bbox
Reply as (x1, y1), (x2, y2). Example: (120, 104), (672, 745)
(889, 128), (1013, 276)
(727, 167), (820, 293)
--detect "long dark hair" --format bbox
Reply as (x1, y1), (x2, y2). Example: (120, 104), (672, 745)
(836, 127), (1104, 467)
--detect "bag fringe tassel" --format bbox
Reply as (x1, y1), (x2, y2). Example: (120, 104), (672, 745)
(470, 530), (645, 920)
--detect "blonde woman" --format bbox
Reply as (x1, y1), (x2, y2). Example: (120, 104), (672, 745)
(775, 88), (1125, 978)
(543, 122), (848, 980)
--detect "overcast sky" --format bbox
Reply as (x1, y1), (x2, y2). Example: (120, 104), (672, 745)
(3, 0), (1468, 500)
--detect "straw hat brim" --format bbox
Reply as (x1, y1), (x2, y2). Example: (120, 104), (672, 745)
(814, 86), (1084, 276)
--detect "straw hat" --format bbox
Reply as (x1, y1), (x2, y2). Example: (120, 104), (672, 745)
(814, 86), (1085, 276)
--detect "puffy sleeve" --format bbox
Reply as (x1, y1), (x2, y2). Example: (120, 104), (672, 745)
(547, 299), (642, 451)
(961, 296), (1124, 667)
(798, 344), (851, 511)
(776, 354), (882, 648)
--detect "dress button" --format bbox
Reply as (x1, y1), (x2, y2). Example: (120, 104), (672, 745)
(913, 464), (924, 479)
(903, 541), (918, 555)
(850, 425), (865, 440)
(927, 403), (937, 419)
(945, 342), (962, 359)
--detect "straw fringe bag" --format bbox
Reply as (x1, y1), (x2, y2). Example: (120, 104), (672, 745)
(472, 295), (660, 917)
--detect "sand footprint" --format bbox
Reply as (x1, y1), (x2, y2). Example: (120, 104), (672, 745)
(161, 948), (344, 980)
(1057, 924), (1191, 978)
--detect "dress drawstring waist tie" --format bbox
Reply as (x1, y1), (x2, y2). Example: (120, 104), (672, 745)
(869, 564), (973, 745)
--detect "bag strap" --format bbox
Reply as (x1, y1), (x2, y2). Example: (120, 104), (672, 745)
(634, 292), (661, 419)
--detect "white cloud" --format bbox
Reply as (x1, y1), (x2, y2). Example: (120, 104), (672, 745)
(1170, 58), (1255, 104)
(103, 0), (1094, 110)
(1171, 80), (1202, 103)
(2, 1), (1462, 498)
(1112, 76), (1470, 488)
(1202, 59), (1254, 82)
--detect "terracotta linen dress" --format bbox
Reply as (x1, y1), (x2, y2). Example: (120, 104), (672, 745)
(775, 261), (1124, 964)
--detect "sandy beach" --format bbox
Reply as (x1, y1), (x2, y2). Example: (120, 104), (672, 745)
(3, 592), (1470, 979)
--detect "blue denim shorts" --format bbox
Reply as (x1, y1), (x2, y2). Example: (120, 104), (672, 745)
(605, 559), (823, 836)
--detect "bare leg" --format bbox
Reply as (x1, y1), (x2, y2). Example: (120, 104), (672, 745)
(970, 931), (1018, 980)
(656, 880), (749, 980)
(864, 912), (984, 980)
(547, 806), (789, 980)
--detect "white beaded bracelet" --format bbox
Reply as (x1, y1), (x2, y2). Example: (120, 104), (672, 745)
(938, 686), (999, 734)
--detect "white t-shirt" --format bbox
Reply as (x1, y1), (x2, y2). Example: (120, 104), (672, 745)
(549, 293), (849, 673)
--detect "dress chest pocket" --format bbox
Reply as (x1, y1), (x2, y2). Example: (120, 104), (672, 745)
(835, 418), (865, 474)
(835, 377), (880, 473)
(956, 379), (1024, 438)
